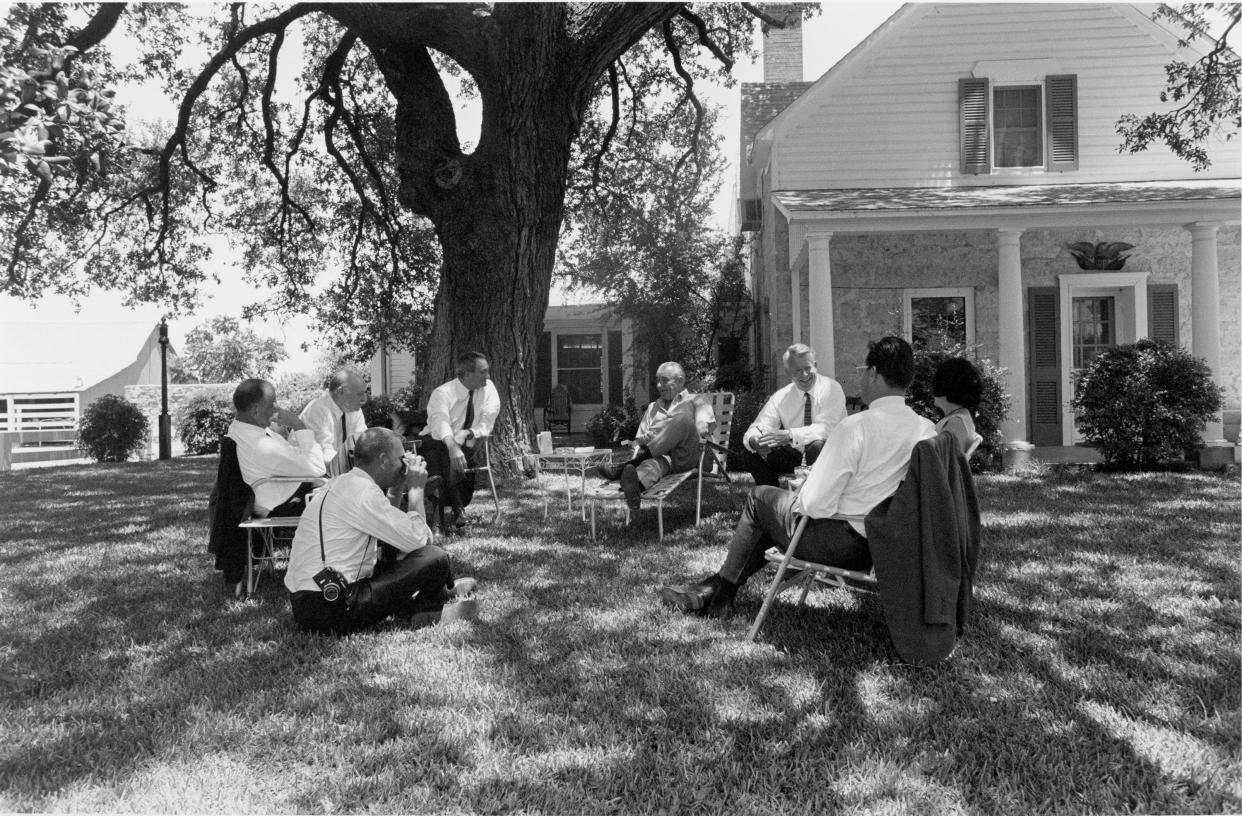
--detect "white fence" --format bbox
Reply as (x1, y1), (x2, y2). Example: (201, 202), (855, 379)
(0, 393), (79, 438)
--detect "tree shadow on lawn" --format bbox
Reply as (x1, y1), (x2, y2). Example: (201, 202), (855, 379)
(2, 462), (1237, 812)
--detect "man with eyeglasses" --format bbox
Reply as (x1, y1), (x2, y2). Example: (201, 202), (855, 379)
(300, 368), (369, 478)
(741, 343), (846, 487)
(659, 336), (935, 619)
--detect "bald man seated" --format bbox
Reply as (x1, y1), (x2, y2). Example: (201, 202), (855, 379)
(595, 361), (714, 512)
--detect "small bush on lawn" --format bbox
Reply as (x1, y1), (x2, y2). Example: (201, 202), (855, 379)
(908, 345), (1012, 471)
(76, 394), (149, 462)
(1071, 338), (1222, 470)
(179, 393), (234, 455)
(586, 395), (642, 447)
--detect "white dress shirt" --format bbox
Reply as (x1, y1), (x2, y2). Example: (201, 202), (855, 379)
(421, 378), (500, 441)
(284, 468), (431, 593)
(299, 392), (368, 477)
(794, 396), (936, 536)
(226, 419), (326, 515)
(743, 373), (847, 452)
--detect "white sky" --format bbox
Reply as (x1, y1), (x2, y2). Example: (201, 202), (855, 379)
(0, 2), (901, 376)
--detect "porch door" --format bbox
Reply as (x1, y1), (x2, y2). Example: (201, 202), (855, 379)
(1071, 296), (1116, 370)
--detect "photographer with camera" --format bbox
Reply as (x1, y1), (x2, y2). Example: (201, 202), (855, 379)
(285, 427), (476, 635)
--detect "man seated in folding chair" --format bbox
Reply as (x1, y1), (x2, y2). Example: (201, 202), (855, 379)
(658, 336), (935, 618)
(227, 378), (327, 519)
(419, 351), (500, 533)
(594, 361), (714, 512)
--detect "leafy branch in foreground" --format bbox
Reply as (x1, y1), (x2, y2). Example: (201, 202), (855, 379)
(1117, 3), (1240, 170)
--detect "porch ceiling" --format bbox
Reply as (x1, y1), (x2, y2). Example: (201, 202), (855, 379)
(773, 179), (1241, 232)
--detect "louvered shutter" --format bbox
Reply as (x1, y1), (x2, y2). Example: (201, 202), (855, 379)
(536, 331), (552, 407)
(1045, 74), (1078, 171)
(1028, 287), (1062, 446)
(1147, 284), (1179, 346)
(960, 77), (991, 175)
(607, 330), (623, 405)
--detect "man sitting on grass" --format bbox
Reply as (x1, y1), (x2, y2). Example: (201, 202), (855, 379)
(285, 428), (476, 635)
(658, 336), (935, 618)
(595, 361), (714, 512)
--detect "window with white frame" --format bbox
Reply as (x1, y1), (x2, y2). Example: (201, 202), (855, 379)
(555, 333), (604, 404)
(904, 288), (975, 352)
(993, 85), (1043, 168)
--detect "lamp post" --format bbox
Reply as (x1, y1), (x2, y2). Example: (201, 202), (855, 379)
(158, 319), (171, 460)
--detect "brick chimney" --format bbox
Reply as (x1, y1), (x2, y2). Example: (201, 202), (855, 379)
(762, 5), (804, 82)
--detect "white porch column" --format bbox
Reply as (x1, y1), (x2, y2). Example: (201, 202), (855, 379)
(1188, 221), (1227, 445)
(790, 263), (802, 347)
(996, 228), (1031, 458)
(805, 232), (835, 376)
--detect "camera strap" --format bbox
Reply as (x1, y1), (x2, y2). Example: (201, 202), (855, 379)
(315, 483), (374, 583)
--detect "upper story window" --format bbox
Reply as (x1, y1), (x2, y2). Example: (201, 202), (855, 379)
(994, 86), (1043, 168)
(960, 74), (1077, 175)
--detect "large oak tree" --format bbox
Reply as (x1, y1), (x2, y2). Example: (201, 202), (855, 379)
(0, 2), (779, 463)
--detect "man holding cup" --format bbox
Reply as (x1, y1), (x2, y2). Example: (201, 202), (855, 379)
(285, 427), (476, 635)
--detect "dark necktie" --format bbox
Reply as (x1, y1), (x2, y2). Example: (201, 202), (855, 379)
(802, 392), (812, 426)
(340, 413), (348, 446)
(462, 389), (475, 433)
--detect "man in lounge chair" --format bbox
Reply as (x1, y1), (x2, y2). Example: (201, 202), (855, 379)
(595, 361), (714, 512)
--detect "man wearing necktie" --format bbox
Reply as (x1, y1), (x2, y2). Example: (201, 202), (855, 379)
(299, 368), (368, 478)
(419, 351), (501, 532)
(741, 344), (847, 487)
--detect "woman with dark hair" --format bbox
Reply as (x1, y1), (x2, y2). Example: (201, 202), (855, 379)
(931, 357), (984, 457)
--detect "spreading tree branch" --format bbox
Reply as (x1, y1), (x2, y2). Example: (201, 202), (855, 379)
(677, 8), (733, 72)
(590, 62), (621, 190)
(661, 18), (705, 192)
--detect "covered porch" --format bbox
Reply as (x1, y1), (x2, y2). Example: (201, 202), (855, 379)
(776, 179), (1240, 455)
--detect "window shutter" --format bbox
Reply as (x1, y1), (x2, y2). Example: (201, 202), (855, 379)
(959, 77), (991, 175)
(607, 330), (623, 405)
(536, 331), (552, 406)
(1028, 287), (1062, 446)
(1045, 74), (1078, 171)
(1147, 284), (1179, 346)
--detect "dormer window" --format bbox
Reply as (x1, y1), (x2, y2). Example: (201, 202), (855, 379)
(994, 86), (1043, 168)
(960, 74), (1077, 174)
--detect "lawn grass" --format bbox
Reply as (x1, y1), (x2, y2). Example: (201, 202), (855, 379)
(0, 458), (1238, 814)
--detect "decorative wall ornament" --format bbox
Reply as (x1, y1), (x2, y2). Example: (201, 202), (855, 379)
(1064, 241), (1136, 271)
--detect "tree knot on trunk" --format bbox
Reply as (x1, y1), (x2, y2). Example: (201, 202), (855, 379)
(434, 159), (463, 189)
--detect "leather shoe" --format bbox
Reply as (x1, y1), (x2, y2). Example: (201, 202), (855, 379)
(595, 462), (624, 481)
(658, 574), (721, 612)
(619, 464), (643, 512)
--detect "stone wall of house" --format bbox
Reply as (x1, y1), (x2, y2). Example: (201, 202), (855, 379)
(802, 225), (1240, 436)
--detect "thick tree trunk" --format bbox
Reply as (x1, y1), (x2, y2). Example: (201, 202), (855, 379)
(335, 3), (681, 470)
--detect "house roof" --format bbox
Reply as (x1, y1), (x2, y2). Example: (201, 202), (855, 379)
(0, 321), (161, 394)
(740, 81), (814, 161)
(772, 179), (1241, 214)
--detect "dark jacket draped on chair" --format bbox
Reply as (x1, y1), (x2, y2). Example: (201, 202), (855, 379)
(865, 431), (981, 664)
(207, 437), (255, 583)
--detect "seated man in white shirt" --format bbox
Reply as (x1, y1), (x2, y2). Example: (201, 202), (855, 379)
(742, 343), (847, 487)
(226, 378), (327, 517)
(595, 361), (714, 512)
(419, 351), (501, 530)
(659, 336), (936, 618)
(285, 428), (474, 635)
(299, 368), (368, 477)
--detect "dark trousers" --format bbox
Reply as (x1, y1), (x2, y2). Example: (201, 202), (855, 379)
(743, 439), (825, 488)
(420, 438), (478, 517)
(290, 544), (453, 635)
(719, 486), (871, 586)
